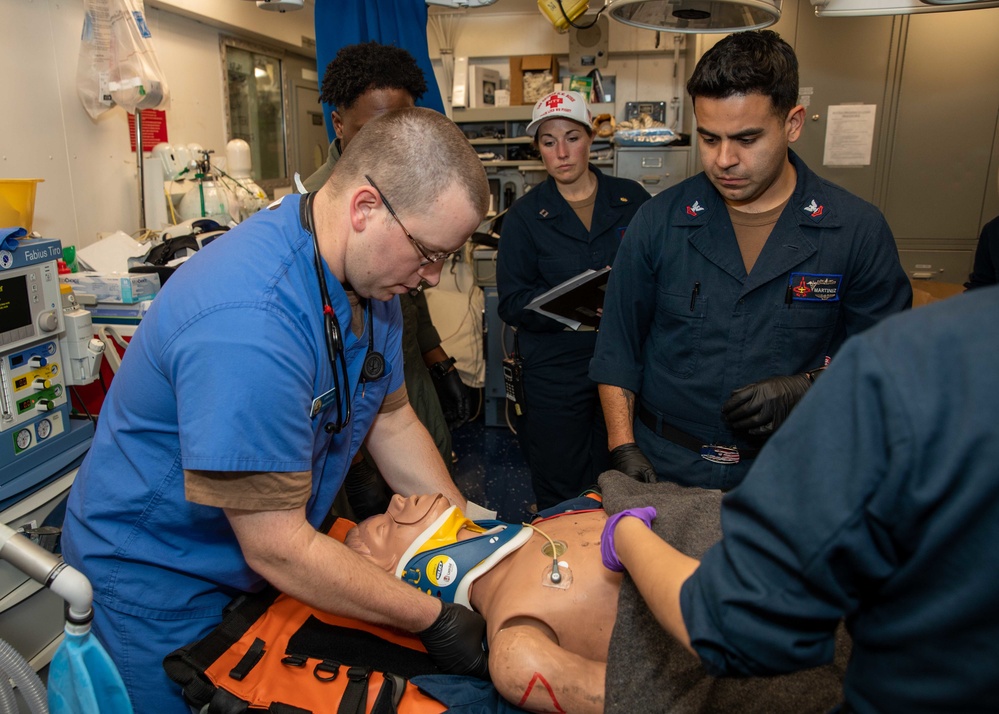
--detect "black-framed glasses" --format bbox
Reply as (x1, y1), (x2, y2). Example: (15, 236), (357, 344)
(365, 175), (458, 266)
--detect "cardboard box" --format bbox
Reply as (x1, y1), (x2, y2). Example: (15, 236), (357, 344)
(61, 272), (160, 304)
(910, 280), (966, 308)
(509, 54), (559, 106)
(469, 66), (502, 108)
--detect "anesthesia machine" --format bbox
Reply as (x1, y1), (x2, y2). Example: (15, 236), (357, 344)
(0, 235), (104, 669)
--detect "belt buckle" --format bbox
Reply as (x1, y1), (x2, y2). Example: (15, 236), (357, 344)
(700, 444), (740, 464)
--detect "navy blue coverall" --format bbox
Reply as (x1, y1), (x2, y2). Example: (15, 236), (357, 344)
(590, 150), (912, 490)
(965, 214), (999, 289)
(682, 286), (999, 712)
(497, 165), (650, 508)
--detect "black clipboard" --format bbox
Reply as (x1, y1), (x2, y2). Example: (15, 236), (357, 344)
(525, 267), (610, 330)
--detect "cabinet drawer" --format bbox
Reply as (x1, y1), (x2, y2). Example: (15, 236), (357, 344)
(614, 148), (688, 194)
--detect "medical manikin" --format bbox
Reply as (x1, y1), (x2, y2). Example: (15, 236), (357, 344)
(345, 494), (620, 714)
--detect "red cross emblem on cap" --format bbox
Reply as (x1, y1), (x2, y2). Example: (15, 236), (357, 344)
(544, 94), (565, 110)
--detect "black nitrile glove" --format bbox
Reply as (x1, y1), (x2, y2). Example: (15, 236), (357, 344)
(432, 363), (472, 432)
(343, 458), (391, 522)
(722, 371), (820, 437)
(610, 443), (657, 484)
(418, 601), (490, 680)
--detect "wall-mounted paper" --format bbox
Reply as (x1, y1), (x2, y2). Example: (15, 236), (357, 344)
(823, 104), (876, 167)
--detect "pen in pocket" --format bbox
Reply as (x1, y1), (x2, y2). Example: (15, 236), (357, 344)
(690, 281), (700, 311)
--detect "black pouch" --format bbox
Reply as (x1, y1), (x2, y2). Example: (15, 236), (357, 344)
(503, 331), (527, 416)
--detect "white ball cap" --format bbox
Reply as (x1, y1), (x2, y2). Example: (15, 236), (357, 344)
(525, 91), (593, 138)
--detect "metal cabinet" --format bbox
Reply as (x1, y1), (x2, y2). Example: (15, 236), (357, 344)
(614, 146), (689, 195)
(778, 0), (999, 281)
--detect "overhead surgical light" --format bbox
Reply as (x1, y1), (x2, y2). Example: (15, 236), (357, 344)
(256, 0), (304, 11)
(607, 0), (782, 34)
(810, 0), (999, 16)
(426, 0), (499, 6)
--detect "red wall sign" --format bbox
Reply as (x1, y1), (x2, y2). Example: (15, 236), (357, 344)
(128, 109), (169, 152)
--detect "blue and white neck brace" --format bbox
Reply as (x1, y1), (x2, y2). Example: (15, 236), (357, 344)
(394, 506), (532, 609)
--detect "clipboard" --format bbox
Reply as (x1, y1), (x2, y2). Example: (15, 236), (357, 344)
(525, 267), (610, 331)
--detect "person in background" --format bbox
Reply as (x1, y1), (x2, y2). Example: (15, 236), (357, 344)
(62, 108), (491, 712)
(965, 214), (999, 289)
(590, 30), (911, 491)
(303, 41), (471, 520)
(496, 90), (651, 510)
(603, 285), (999, 712)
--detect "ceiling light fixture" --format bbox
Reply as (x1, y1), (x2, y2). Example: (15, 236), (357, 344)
(810, 0), (999, 16)
(256, 0), (304, 12)
(607, 0), (781, 34)
(425, 0), (498, 6)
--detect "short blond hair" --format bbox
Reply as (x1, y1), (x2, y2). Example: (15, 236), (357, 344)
(331, 107), (489, 219)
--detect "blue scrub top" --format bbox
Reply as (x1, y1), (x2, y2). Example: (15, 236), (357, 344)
(590, 150), (912, 489)
(681, 286), (999, 712)
(62, 194), (404, 619)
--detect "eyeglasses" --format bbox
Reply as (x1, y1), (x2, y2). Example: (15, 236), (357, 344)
(365, 175), (458, 266)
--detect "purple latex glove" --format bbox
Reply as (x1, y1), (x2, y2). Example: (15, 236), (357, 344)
(601, 506), (658, 572)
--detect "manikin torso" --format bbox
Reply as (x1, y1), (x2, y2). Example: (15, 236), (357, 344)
(347, 495), (620, 660)
(346, 494), (621, 712)
(469, 510), (621, 659)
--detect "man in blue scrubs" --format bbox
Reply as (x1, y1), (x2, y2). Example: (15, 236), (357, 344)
(62, 108), (491, 711)
(590, 30), (911, 490)
(603, 285), (999, 712)
(303, 41), (471, 520)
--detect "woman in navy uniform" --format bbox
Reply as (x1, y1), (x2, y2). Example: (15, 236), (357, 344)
(497, 91), (651, 510)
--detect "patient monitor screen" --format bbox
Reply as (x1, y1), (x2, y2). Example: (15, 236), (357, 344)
(0, 274), (32, 336)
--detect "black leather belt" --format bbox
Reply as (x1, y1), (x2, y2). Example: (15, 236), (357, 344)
(638, 404), (759, 465)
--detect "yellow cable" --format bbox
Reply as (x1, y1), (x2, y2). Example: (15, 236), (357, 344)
(165, 184), (177, 224)
(522, 521), (558, 555)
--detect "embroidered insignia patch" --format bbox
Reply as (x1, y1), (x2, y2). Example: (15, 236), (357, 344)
(686, 200), (705, 217)
(701, 445), (740, 464)
(788, 273), (842, 302)
(803, 199), (824, 218)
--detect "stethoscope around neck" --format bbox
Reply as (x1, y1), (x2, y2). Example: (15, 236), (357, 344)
(301, 192), (385, 433)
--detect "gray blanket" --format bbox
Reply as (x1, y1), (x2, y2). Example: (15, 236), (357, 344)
(599, 471), (849, 714)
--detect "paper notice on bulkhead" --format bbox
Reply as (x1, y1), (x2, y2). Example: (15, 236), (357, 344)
(823, 104), (876, 167)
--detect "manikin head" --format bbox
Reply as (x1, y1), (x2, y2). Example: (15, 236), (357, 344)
(345, 493), (452, 572)
(345, 494), (527, 609)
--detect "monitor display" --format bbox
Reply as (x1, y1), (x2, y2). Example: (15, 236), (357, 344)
(0, 274), (32, 334)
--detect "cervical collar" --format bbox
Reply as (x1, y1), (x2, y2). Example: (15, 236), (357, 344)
(395, 506), (532, 609)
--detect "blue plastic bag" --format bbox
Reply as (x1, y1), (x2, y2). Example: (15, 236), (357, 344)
(47, 627), (133, 714)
